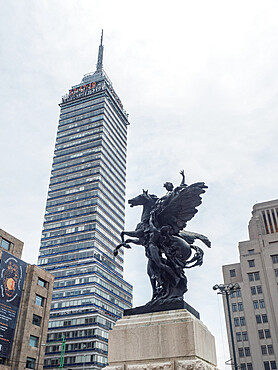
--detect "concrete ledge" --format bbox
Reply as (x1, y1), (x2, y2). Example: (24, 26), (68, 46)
(105, 359), (216, 370)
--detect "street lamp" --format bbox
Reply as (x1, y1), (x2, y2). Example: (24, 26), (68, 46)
(59, 335), (66, 369)
(213, 283), (240, 370)
(43, 337), (66, 369)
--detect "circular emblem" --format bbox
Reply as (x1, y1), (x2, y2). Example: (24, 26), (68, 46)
(3, 261), (19, 298)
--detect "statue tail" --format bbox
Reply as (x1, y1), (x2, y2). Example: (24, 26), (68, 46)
(184, 245), (204, 268)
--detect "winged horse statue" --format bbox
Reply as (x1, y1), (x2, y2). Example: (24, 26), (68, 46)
(114, 171), (211, 304)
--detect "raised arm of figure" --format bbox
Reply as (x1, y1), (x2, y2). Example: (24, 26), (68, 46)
(180, 169), (186, 186)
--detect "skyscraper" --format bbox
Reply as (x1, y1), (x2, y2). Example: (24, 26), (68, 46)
(38, 32), (132, 369)
(222, 199), (278, 370)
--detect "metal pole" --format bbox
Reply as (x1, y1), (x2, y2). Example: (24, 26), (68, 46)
(225, 291), (238, 370)
(59, 335), (66, 369)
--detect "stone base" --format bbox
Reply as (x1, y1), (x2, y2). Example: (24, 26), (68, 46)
(124, 299), (200, 319)
(105, 359), (216, 370)
(106, 309), (217, 370)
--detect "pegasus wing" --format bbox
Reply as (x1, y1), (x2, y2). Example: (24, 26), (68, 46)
(155, 182), (208, 233)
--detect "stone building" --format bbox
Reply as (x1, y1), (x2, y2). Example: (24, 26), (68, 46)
(0, 228), (54, 369)
(222, 199), (278, 370)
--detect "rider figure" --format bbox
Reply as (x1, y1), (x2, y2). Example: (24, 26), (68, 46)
(156, 170), (187, 212)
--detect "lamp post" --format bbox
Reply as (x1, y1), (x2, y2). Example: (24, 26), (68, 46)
(42, 337), (66, 369)
(213, 283), (240, 370)
(59, 335), (66, 369)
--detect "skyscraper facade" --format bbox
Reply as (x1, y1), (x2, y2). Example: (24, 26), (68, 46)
(222, 199), (278, 370)
(38, 32), (132, 369)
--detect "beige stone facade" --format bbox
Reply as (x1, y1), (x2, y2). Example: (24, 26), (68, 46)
(0, 229), (23, 259)
(222, 199), (278, 370)
(105, 309), (218, 370)
(0, 229), (54, 370)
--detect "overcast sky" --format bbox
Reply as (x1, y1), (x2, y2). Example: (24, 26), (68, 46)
(1, 1), (278, 368)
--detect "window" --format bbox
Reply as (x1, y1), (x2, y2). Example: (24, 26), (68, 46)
(253, 300), (259, 309)
(261, 345), (267, 355)
(241, 365), (246, 370)
(29, 335), (39, 347)
(248, 272), (260, 281)
(32, 314), (42, 327)
(35, 295), (44, 306)
(239, 348), (244, 357)
(258, 329), (264, 339)
(231, 289), (241, 298)
(26, 357), (36, 369)
(259, 299), (265, 308)
(236, 332), (242, 342)
(248, 260), (255, 268)
(232, 303), (237, 312)
(248, 249), (254, 255)
(257, 285), (262, 294)
(264, 362), (276, 370)
(240, 317), (246, 326)
(272, 255), (278, 264)
(265, 329), (271, 338)
(262, 314), (268, 323)
(245, 347), (250, 356)
(38, 278), (46, 287)
(234, 318), (240, 327)
(251, 286), (256, 295)
(267, 345), (274, 355)
(242, 332), (248, 341)
(230, 269), (236, 277)
(238, 302), (243, 311)
(0, 239), (10, 250)
(247, 364), (253, 370)
(256, 315), (262, 324)
(275, 268), (278, 277)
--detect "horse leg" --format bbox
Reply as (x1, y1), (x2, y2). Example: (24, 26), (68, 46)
(121, 230), (143, 243)
(120, 231), (125, 243)
(125, 238), (142, 245)
(114, 235), (144, 257)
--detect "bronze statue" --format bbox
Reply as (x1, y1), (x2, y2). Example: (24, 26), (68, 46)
(115, 171), (211, 313)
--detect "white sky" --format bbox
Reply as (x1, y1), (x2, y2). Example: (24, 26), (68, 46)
(1, 1), (278, 368)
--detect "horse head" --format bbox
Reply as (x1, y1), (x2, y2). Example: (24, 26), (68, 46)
(128, 190), (158, 208)
(128, 190), (158, 223)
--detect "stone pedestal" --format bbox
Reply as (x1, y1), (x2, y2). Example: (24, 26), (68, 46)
(105, 309), (218, 370)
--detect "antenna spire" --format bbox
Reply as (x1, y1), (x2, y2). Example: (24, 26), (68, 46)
(96, 30), (104, 71)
